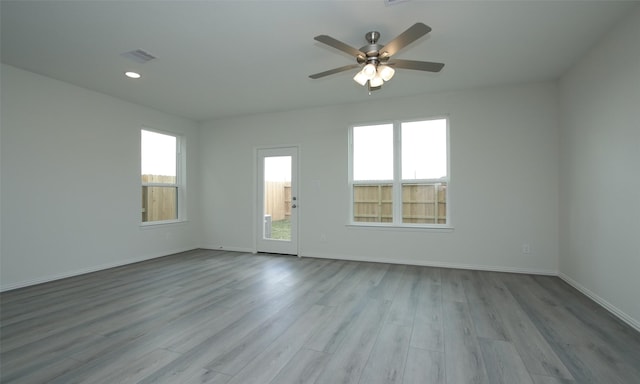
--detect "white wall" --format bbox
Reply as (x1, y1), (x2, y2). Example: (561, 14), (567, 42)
(559, 7), (640, 327)
(0, 64), (201, 290)
(200, 82), (560, 274)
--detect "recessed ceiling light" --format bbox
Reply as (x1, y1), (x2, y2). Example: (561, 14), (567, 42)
(125, 71), (141, 79)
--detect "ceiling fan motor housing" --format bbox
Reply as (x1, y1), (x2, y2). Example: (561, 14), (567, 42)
(359, 31), (386, 65)
(359, 30), (396, 67)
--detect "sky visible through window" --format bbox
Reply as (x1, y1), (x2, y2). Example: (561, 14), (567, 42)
(353, 119), (447, 181)
(353, 124), (394, 180)
(140, 120), (445, 182)
(402, 119), (447, 179)
(141, 130), (176, 177)
(265, 156), (291, 182)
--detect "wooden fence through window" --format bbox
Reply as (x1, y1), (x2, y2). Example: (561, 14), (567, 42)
(264, 182), (291, 221)
(353, 183), (447, 224)
(140, 178), (445, 224)
(142, 174), (177, 222)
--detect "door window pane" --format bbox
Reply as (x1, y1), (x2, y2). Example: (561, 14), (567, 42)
(263, 156), (291, 240)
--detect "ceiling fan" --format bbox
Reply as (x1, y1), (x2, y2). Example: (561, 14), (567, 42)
(309, 22), (444, 92)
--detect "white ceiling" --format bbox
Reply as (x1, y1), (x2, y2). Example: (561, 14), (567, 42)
(2, 1), (637, 122)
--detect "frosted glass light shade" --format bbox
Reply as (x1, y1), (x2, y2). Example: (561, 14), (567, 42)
(370, 75), (384, 87)
(353, 71), (369, 86)
(362, 63), (377, 79)
(378, 65), (395, 81)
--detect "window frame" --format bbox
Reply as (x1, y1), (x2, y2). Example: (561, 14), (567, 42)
(348, 116), (451, 229)
(140, 127), (186, 226)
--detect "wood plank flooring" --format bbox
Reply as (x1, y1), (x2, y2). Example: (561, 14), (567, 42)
(1, 249), (639, 384)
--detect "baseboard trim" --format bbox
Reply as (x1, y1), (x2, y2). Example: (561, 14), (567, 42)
(299, 251), (558, 276)
(558, 272), (640, 333)
(199, 244), (256, 254)
(0, 247), (196, 292)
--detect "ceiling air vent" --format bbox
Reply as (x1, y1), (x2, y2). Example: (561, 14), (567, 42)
(121, 49), (157, 63)
(384, 0), (409, 5)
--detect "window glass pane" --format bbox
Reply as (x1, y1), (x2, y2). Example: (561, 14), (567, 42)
(142, 186), (177, 222)
(402, 183), (447, 224)
(401, 119), (447, 180)
(353, 183), (393, 223)
(141, 130), (176, 184)
(353, 124), (393, 180)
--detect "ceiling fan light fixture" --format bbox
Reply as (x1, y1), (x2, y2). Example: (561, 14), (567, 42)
(362, 63), (377, 79)
(369, 74), (384, 88)
(353, 70), (369, 86)
(378, 65), (395, 81)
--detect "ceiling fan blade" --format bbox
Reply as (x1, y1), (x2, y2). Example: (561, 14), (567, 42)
(309, 64), (360, 79)
(389, 59), (444, 72)
(379, 22), (432, 58)
(314, 35), (365, 58)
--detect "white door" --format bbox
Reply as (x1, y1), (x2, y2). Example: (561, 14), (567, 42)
(256, 147), (298, 255)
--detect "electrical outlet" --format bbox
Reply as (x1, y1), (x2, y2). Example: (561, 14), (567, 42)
(320, 233), (327, 243)
(522, 244), (531, 254)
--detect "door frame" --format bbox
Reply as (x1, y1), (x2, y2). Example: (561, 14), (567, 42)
(254, 145), (299, 255)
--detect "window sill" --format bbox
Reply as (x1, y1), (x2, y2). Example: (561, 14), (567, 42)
(140, 219), (188, 229)
(346, 223), (454, 232)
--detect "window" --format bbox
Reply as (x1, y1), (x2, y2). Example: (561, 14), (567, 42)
(349, 118), (449, 227)
(141, 129), (184, 224)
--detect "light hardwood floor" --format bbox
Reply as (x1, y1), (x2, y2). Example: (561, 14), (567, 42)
(1, 249), (639, 383)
